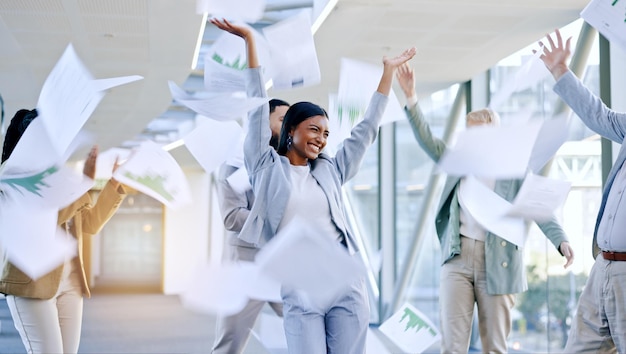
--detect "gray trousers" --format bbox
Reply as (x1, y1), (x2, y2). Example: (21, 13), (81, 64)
(281, 277), (369, 354)
(564, 254), (626, 353)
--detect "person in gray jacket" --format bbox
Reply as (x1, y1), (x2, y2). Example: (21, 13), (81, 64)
(210, 18), (415, 354)
(397, 63), (574, 353)
(211, 99), (289, 354)
(539, 28), (626, 353)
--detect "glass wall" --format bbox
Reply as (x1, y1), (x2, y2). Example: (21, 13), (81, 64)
(395, 84), (461, 326)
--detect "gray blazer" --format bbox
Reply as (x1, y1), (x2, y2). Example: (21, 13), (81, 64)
(239, 67), (387, 255)
(554, 71), (626, 259)
(215, 163), (257, 250)
(404, 103), (568, 295)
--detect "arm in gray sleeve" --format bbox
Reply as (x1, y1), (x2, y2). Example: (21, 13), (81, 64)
(215, 163), (252, 232)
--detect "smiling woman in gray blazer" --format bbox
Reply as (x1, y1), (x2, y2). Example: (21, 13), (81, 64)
(210, 18), (415, 354)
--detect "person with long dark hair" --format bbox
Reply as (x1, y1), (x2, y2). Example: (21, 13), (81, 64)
(0, 109), (127, 354)
(210, 18), (415, 353)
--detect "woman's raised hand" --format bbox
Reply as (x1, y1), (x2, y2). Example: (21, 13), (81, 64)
(383, 47), (417, 70)
(209, 18), (252, 40)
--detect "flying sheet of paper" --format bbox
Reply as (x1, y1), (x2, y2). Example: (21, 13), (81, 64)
(488, 49), (551, 111)
(36, 44), (103, 157)
(226, 166), (252, 195)
(181, 262), (251, 316)
(169, 81), (268, 121)
(582, 0), (626, 53)
(0, 118), (60, 175)
(203, 58), (246, 93)
(527, 114), (571, 173)
(437, 120), (543, 178)
(204, 25), (274, 91)
(263, 11), (321, 90)
(337, 58), (405, 126)
(255, 217), (366, 307)
(458, 176), (527, 246)
(224, 133), (246, 168)
(113, 141), (192, 209)
(180, 261), (280, 316)
(239, 262), (282, 302)
(0, 204), (76, 280)
(506, 173), (571, 222)
(92, 75), (143, 92)
(197, 0), (265, 22)
(326, 94), (354, 152)
(183, 118), (243, 174)
(94, 147), (133, 180)
(379, 303), (440, 354)
(1, 165), (93, 210)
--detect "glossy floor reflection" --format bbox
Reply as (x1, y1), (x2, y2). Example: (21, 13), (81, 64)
(0, 293), (271, 354)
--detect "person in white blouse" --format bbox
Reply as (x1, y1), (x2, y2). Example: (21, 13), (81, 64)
(210, 17), (415, 354)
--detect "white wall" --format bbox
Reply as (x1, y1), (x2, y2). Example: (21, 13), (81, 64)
(162, 170), (211, 294)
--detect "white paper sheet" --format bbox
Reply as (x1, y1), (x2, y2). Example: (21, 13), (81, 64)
(197, 0), (265, 22)
(582, 0), (626, 52)
(204, 25), (274, 91)
(203, 58), (246, 93)
(437, 120), (543, 178)
(169, 81), (268, 121)
(183, 118), (243, 174)
(1, 166), (93, 209)
(528, 114), (571, 173)
(94, 147), (133, 180)
(36, 44), (102, 157)
(239, 262), (282, 302)
(255, 218), (366, 307)
(262, 11), (321, 90)
(326, 93), (355, 152)
(180, 261), (281, 316)
(181, 262), (251, 316)
(92, 75), (143, 92)
(2, 119), (59, 178)
(488, 49), (551, 110)
(226, 166), (252, 195)
(337, 58), (406, 126)
(379, 303), (440, 354)
(0, 204), (77, 280)
(113, 141), (192, 209)
(506, 173), (571, 222)
(458, 176), (527, 246)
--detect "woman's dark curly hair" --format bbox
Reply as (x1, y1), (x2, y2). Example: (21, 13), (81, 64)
(276, 102), (327, 156)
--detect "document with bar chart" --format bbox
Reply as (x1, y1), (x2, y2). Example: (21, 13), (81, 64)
(379, 303), (440, 354)
(582, 0), (626, 51)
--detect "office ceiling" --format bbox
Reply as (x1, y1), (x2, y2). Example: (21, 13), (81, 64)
(0, 0), (589, 167)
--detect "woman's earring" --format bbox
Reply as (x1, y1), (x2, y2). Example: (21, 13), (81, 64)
(287, 135), (293, 150)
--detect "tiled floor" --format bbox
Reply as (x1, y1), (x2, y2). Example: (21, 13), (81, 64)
(0, 293), (271, 354)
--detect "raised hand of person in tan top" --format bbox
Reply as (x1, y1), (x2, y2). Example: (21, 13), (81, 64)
(83, 145), (98, 180)
(535, 28), (572, 81)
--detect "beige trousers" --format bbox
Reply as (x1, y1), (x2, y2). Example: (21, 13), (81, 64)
(7, 261), (84, 354)
(439, 236), (515, 354)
